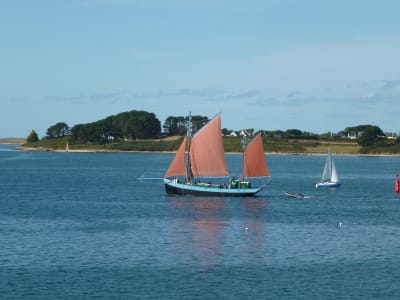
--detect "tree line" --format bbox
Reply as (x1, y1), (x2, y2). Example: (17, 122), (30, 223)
(71, 111), (161, 144)
(27, 110), (161, 144)
(25, 109), (395, 149)
(28, 112), (211, 144)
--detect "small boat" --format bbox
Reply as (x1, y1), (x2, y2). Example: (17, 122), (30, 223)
(285, 192), (304, 198)
(395, 174), (400, 193)
(65, 142), (70, 152)
(315, 148), (341, 188)
(164, 113), (270, 196)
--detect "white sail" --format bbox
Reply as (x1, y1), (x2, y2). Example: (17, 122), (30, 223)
(316, 148), (340, 188)
(331, 158), (339, 183)
(320, 149), (332, 182)
(319, 148), (339, 183)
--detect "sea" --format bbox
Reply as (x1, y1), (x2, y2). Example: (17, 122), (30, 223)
(1, 143), (400, 299)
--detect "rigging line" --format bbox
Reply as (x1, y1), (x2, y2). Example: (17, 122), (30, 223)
(137, 152), (165, 180)
(137, 136), (182, 178)
(137, 137), (184, 180)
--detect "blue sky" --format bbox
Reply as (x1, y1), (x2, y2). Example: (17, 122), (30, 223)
(1, 0), (400, 138)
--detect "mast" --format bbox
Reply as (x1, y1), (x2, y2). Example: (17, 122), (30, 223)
(241, 135), (247, 180)
(329, 148), (332, 179)
(185, 112), (193, 183)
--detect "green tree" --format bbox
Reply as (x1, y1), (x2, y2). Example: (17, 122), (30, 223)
(341, 125), (371, 137)
(222, 128), (230, 136)
(286, 129), (303, 137)
(163, 115), (208, 136)
(163, 116), (186, 135)
(357, 125), (385, 146)
(191, 115), (209, 133)
(26, 130), (39, 143)
(71, 110), (161, 144)
(46, 122), (70, 138)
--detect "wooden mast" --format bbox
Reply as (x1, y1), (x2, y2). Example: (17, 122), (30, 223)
(241, 135), (247, 181)
(185, 112), (193, 183)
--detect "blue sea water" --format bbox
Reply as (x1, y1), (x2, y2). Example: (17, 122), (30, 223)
(1, 144), (400, 299)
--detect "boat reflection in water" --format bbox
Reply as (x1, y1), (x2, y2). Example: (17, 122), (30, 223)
(168, 196), (267, 266)
(240, 198), (267, 264)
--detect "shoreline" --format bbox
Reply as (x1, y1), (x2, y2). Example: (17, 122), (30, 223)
(14, 146), (400, 157)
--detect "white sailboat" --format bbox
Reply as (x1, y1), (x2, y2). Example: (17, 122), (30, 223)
(315, 148), (341, 188)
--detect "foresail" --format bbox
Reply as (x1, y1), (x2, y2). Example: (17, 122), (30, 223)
(243, 134), (269, 178)
(165, 137), (187, 178)
(331, 158), (339, 183)
(189, 114), (229, 177)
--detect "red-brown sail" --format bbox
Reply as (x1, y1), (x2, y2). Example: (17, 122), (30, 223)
(190, 114), (229, 177)
(243, 134), (269, 178)
(165, 137), (187, 178)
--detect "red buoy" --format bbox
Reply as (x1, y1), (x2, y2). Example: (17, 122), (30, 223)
(396, 174), (400, 193)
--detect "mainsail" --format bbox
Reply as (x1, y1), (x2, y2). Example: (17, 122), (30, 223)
(190, 114), (228, 178)
(243, 134), (269, 178)
(164, 114), (228, 179)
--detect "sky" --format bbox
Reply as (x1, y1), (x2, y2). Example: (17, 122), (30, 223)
(1, 0), (400, 138)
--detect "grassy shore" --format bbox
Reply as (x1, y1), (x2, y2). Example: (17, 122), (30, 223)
(16, 135), (400, 155)
(0, 138), (26, 144)
(19, 136), (183, 152)
(16, 136), (371, 155)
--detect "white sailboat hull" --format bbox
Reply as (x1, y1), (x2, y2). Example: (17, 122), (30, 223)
(315, 181), (341, 188)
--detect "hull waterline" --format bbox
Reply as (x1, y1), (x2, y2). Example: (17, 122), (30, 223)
(315, 182), (341, 188)
(164, 179), (263, 197)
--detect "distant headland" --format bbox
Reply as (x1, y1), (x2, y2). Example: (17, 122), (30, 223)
(11, 109), (400, 155)
(0, 138), (26, 144)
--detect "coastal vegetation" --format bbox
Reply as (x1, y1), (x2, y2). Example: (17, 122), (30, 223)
(22, 135), (363, 154)
(71, 110), (161, 144)
(46, 122), (70, 139)
(26, 130), (39, 143)
(0, 138), (26, 144)
(19, 110), (400, 155)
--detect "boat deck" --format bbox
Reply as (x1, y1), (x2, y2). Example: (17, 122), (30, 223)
(164, 179), (263, 197)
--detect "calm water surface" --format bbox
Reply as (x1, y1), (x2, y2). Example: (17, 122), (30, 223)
(1, 144), (400, 299)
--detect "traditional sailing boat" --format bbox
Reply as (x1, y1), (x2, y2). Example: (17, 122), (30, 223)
(315, 148), (341, 188)
(164, 113), (269, 196)
(65, 142), (70, 152)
